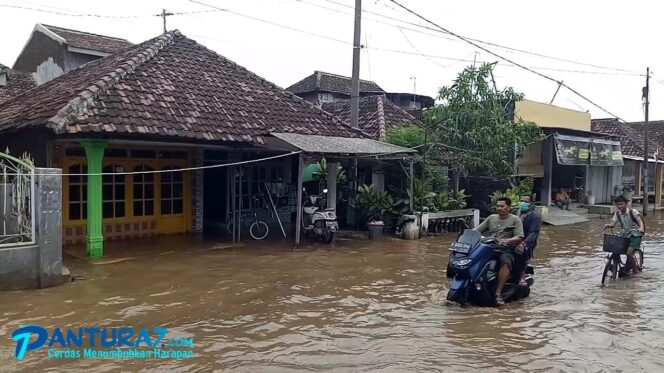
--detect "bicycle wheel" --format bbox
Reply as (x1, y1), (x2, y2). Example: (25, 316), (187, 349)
(634, 249), (644, 271)
(250, 221), (269, 240)
(601, 257), (618, 284)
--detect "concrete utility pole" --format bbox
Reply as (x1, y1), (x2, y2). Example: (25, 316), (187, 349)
(350, 0), (362, 129)
(643, 67), (650, 216)
(346, 0), (362, 227)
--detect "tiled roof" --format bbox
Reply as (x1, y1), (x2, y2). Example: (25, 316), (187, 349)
(287, 71), (384, 96)
(0, 63), (36, 104)
(0, 31), (363, 144)
(322, 95), (422, 141)
(42, 24), (133, 54)
(591, 118), (662, 159)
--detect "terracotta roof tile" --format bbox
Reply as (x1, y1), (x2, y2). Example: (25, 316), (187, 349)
(42, 24), (133, 54)
(0, 31), (363, 144)
(0, 63), (36, 104)
(322, 95), (422, 140)
(287, 71), (384, 96)
(591, 118), (662, 159)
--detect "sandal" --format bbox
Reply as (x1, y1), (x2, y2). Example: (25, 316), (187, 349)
(495, 295), (505, 306)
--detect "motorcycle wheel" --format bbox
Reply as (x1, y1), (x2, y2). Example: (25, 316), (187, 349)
(322, 230), (335, 244)
(249, 221), (269, 240)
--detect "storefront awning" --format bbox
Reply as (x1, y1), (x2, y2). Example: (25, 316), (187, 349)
(554, 134), (624, 166)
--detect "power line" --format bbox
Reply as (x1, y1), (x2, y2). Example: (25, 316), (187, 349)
(387, 0), (626, 120)
(183, 1), (642, 78)
(0, 4), (224, 18)
(189, 0), (350, 45)
(319, 0), (641, 74)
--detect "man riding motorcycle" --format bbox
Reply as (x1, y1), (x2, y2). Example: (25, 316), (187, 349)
(473, 197), (524, 306)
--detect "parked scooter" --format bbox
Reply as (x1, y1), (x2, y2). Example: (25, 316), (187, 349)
(302, 188), (338, 243)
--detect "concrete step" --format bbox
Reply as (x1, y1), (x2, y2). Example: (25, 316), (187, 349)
(543, 208), (589, 226)
(571, 208), (589, 215)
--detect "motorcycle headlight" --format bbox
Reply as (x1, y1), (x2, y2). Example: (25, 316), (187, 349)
(452, 258), (472, 267)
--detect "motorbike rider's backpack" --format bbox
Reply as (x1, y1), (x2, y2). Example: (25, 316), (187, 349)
(613, 208), (646, 233)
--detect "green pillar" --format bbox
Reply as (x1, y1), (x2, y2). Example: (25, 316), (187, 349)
(82, 139), (107, 258)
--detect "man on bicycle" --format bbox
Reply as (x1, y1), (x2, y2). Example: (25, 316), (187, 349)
(604, 196), (645, 275)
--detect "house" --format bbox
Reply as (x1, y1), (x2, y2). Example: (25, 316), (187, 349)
(510, 100), (624, 207)
(385, 92), (435, 119)
(592, 118), (664, 205)
(12, 24), (133, 85)
(287, 71), (435, 118)
(286, 70), (385, 106)
(0, 63), (36, 103)
(0, 30), (413, 258)
(321, 95), (423, 141)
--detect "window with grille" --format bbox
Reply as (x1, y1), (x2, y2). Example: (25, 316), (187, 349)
(68, 163), (87, 220)
(161, 167), (183, 215)
(102, 164), (126, 219)
(133, 165), (155, 216)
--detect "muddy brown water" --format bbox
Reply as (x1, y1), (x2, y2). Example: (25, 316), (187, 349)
(1, 216), (664, 372)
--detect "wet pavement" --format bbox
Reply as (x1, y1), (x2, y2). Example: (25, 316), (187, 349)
(1, 215), (664, 372)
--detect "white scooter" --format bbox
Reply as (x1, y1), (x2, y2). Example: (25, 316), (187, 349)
(302, 189), (338, 243)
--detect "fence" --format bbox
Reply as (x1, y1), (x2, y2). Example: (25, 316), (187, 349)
(0, 152), (35, 248)
(425, 209), (480, 235)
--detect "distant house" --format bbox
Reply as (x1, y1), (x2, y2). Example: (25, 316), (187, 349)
(12, 24), (133, 85)
(287, 71), (434, 121)
(385, 92), (435, 118)
(0, 63), (36, 103)
(592, 118), (664, 203)
(287, 70), (384, 106)
(322, 95), (423, 141)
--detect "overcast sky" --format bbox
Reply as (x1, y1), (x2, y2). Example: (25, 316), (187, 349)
(1, 0), (661, 122)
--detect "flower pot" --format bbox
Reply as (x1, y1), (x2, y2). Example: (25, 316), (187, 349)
(368, 222), (384, 240)
(586, 195), (595, 205)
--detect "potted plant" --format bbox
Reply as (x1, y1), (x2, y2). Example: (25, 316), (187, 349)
(354, 184), (394, 239)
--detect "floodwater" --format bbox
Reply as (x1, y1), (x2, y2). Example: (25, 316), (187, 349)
(1, 215), (664, 372)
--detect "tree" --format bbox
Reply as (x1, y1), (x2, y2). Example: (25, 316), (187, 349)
(424, 63), (544, 190)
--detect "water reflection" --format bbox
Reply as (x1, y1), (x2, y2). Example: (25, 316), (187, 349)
(0, 216), (663, 372)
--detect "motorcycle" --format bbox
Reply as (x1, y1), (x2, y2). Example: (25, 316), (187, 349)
(302, 188), (338, 243)
(446, 228), (534, 307)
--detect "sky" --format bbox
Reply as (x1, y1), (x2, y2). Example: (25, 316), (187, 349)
(0, 0), (662, 122)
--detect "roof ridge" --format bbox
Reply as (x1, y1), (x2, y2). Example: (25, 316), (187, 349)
(316, 70), (378, 84)
(376, 96), (387, 141)
(42, 24), (131, 43)
(47, 31), (180, 133)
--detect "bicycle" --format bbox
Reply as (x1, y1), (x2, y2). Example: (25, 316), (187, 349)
(573, 176), (586, 204)
(225, 211), (269, 240)
(601, 228), (644, 285)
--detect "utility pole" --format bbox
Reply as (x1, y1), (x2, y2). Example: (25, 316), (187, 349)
(350, 0), (362, 129)
(160, 9), (174, 34)
(410, 76), (416, 103)
(643, 67), (650, 216)
(347, 0), (362, 226)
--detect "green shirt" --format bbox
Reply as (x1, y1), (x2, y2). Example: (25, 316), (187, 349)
(611, 208), (642, 237)
(475, 214), (524, 240)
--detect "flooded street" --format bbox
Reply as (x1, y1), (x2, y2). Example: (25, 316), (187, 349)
(1, 216), (664, 372)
